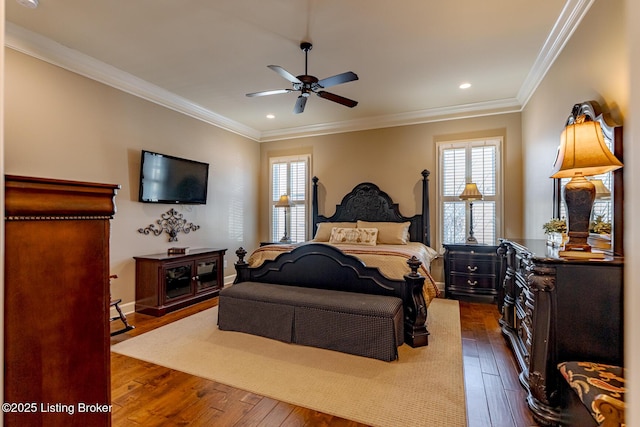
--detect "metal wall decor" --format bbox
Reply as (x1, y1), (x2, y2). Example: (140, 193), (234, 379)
(138, 208), (200, 242)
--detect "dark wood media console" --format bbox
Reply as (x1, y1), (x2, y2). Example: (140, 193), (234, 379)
(135, 248), (227, 316)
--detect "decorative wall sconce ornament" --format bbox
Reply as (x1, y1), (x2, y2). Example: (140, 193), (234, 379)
(138, 208), (200, 242)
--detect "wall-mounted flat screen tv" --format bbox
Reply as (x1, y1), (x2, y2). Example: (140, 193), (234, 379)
(138, 150), (209, 204)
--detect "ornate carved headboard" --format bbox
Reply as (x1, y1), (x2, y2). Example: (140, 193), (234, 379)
(312, 170), (431, 246)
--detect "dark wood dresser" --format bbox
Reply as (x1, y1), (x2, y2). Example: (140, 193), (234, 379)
(4, 175), (119, 427)
(498, 239), (623, 426)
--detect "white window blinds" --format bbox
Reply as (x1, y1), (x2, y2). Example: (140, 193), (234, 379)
(439, 138), (502, 246)
(270, 155), (310, 242)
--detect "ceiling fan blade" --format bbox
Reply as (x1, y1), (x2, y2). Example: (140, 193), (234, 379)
(316, 91), (358, 108)
(268, 65), (302, 83)
(293, 95), (308, 114)
(246, 89), (294, 97)
(317, 71), (359, 89)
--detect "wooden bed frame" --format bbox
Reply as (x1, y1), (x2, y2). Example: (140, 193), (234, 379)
(312, 169), (431, 246)
(234, 170), (432, 347)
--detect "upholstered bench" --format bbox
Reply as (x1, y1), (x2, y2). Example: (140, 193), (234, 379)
(558, 361), (626, 427)
(217, 281), (404, 361)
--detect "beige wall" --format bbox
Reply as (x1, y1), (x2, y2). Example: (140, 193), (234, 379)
(524, 0), (640, 422)
(260, 113), (523, 249)
(260, 114), (523, 286)
(4, 48), (261, 306)
(522, 0), (627, 239)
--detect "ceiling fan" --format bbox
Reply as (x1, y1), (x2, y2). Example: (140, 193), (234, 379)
(246, 42), (359, 114)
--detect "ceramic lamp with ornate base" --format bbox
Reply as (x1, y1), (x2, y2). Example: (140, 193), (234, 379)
(551, 116), (622, 251)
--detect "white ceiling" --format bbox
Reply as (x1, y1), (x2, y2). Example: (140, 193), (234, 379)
(6, 0), (591, 142)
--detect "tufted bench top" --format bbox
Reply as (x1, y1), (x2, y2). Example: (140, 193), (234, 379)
(221, 281), (403, 317)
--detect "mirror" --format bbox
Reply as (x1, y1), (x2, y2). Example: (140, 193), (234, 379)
(552, 100), (624, 255)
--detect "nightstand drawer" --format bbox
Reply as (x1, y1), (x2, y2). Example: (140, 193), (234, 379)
(448, 258), (496, 275)
(448, 274), (496, 290)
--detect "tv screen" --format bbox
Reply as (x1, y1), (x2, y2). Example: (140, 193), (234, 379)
(138, 150), (209, 204)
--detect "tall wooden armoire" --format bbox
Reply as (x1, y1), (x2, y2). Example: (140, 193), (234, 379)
(4, 175), (119, 427)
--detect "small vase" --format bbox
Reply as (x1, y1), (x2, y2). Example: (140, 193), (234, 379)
(547, 232), (567, 248)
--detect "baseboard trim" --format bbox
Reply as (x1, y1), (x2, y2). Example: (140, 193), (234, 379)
(111, 274), (237, 317)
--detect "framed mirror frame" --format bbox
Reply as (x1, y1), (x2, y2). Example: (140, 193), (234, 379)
(553, 100), (624, 256)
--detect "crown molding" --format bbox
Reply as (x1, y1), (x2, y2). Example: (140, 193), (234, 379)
(6, 0), (586, 143)
(5, 22), (262, 142)
(259, 98), (522, 142)
(517, 0), (595, 107)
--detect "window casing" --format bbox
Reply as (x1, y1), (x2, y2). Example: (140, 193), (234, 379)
(270, 155), (310, 242)
(438, 138), (503, 247)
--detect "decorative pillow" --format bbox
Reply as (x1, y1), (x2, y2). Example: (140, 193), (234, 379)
(329, 227), (378, 245)
(356, 221), (410, 244)
(313, 222), (357, 242)
(558, 361), (626, 425)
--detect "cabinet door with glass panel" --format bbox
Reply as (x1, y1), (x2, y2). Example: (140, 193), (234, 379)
(195, 258), (219, 292)
(164, 262), (194, 301)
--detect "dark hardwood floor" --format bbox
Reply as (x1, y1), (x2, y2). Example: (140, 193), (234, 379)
(110, 298), (539, 426)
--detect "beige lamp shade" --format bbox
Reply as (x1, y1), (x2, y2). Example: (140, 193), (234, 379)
(551, 118), (623, 178)
(590, 179), (611, 199)
(458, 183), (483, 201)
(275, 194), (291, 208)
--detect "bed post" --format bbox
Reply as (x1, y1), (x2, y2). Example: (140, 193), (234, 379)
(421, 170), (431, 247)
(403, 256), (429, 347)
(233, 247), (249, 284)
(312, 176), (319, 233)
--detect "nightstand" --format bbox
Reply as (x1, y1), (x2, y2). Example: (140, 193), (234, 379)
(443, 243), (501, 301)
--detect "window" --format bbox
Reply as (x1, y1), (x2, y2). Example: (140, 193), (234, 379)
(270, 155), (310, 242)
(438, 138), (502, 246)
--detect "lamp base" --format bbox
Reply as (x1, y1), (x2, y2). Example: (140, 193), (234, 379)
(563, 174), (595, 251)
(466, 235), (478, 244)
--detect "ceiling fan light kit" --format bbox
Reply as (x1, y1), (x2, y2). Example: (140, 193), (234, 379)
(246, 42), (359, 114)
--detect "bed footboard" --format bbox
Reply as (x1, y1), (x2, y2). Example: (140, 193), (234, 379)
(234, 243), (429, 347)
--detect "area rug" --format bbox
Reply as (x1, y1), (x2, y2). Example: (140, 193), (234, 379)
(111, 298), (465, 427)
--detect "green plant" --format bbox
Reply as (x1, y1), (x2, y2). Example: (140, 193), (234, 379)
(542, 218), (567, 234)
(590, 215), (611, 234)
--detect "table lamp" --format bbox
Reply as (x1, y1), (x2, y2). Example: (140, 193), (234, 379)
(275, 194), (292, 243)
(459, 183), (483, 244)
(590, 179), (611, 200)
(550, 116), (622, 251)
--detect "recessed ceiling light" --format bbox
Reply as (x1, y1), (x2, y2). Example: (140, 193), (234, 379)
(459, 83), (472, 89)
(16, 0), (39, 8)
(266, 114), (275, 119)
